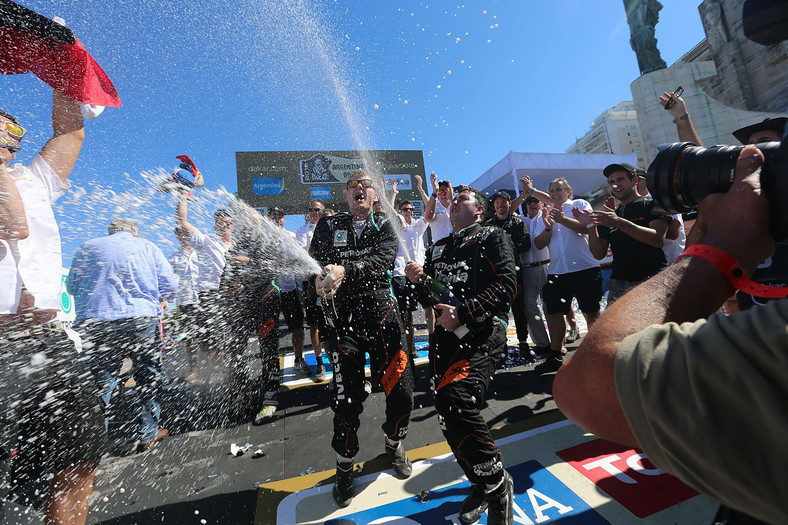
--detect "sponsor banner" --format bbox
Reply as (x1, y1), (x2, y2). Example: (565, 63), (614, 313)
(300, 153), (367, 184)
(236, 150), (425, 214)
(556, 439), (697, 518)
(323, 460), (607, 525)
(252, 177), (285, 195)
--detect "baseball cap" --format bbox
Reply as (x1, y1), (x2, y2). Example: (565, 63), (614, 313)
(731, 117), (786, 145)
(603, 163), (641, 178)
(490, 190), (511, 202)
(268, 206), (285, 217)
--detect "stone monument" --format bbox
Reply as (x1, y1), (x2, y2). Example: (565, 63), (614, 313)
(623, 0), (667, 74)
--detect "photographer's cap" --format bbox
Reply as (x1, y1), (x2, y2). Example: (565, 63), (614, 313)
(603, 162), (641, 178)
(268, 206), (285, 217)
(732, 117), (787, 145)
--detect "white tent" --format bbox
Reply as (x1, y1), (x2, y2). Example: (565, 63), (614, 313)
(470, 151), (639, 202)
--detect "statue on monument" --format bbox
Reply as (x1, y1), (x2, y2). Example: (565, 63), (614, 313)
(624, 0), (668, 74)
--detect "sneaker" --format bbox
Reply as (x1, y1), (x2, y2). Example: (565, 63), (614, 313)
(385, 439), (412, 478)
(565, 328), (580, 344)
(253, 391), (279, 425)
(293, 356), (312, 376)
(314, 362), (326, 382)
(459, 484), (488, 524)
(485, 470), (514, 525)
(333, 460), (354, 507)
(534, 354), (563, 375)
(518, 344), (536, 362)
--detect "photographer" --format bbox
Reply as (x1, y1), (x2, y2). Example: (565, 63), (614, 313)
(553, 146), (786, 524)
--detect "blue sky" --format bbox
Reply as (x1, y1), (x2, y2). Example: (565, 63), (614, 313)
(3, 0), (706, 263)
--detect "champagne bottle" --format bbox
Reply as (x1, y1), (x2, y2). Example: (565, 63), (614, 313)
(418, 274), (470, 339)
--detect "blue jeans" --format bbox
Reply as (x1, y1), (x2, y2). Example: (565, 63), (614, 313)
(80, 317), (162, 445)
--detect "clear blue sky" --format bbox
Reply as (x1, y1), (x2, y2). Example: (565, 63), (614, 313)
(3, 0), (705, 264)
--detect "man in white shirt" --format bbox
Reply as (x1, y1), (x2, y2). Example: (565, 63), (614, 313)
(1, 95), (107, 525)
(532, 177), (602, 374)
(295, 199), (326, 370)
(169, 226), (201, 380)
(176, 195), (234, 356)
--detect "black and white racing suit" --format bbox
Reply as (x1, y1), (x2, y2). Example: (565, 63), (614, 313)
(310, 211), (414, 459)
(417, 222), (516, 485)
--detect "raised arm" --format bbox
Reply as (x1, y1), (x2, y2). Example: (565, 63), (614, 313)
(39, 90), (85, 182)
(413, 174), (433, 223)
(658, 91), (702, 146)
(423, 172), (438, 222)
(176, 194), (196, 233)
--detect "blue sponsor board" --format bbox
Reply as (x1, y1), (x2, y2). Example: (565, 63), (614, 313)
(253, 177), (285, 195)
(326, 460), (608, 524)
(311, 186), (332, 199)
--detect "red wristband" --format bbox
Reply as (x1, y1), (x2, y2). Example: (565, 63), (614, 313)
(678, 244), (788, 299)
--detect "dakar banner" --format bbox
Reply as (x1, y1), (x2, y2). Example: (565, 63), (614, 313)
(236, 150), (426, 216)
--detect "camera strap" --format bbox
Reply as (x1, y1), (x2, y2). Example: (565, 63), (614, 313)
(678, 244), (788, 299)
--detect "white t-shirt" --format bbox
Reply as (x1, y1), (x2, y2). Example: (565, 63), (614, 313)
(429, 201), (453, 243)
(394, 216), (429, 276)
(0, 155), (69, 313)
(296, 221), (317, 250)
(168, 248), (200, 306)
(663, 213), (686, 264)
(189, 228), (230, 292)
(533, 199), (599, 275)
(278, 229), (299, 293)
(523, 214), (550, 266)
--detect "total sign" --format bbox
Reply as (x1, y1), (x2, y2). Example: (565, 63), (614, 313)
(326, 460), (608, 524)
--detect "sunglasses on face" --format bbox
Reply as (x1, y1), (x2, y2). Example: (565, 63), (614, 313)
(2, 121), (26, 141)
(1, 143), (20, 154)
(400, 207), (414, 212)
(308, 207), (323, 212)
(437, 188), (449, 195)
(347, 178), (374, 189)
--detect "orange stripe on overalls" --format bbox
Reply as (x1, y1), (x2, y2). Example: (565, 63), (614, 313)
(436, 359), (470, 391)
(380, 349), (409, 395)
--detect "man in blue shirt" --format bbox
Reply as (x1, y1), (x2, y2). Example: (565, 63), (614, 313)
(67, 218), (178, 451)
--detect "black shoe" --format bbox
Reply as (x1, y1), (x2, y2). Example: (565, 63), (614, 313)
(333, 460), (354, 507)
(532, 345), (552, 356)
(534, 354), (563, 375)
(518, 344), (536, 362)
(459, 484), (488, 524)
(485, 470), (514, 525)
(385, 439), (412, 478)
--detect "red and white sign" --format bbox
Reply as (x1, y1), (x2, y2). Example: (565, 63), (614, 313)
(557, 439), (698, 518)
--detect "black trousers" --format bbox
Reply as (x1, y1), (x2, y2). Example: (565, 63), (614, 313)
(322, 292), (414, 459)
(431, 320), (507, 485)
(511, 269), (528, 347)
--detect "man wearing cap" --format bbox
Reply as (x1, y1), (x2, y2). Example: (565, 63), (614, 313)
(484, 190), (532, 360)
(2, 94), (108, 525)
(520, 191), (553, 354)
(577, 163), (671, 304)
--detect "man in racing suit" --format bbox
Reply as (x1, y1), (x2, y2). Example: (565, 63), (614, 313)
(406, 185), (517, 525)
(310, 170), (415, 507)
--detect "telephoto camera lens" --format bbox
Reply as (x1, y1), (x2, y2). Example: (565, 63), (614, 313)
(646, 141), (785, 241)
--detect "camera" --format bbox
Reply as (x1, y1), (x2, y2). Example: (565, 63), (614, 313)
(646, 139), (788, 241)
